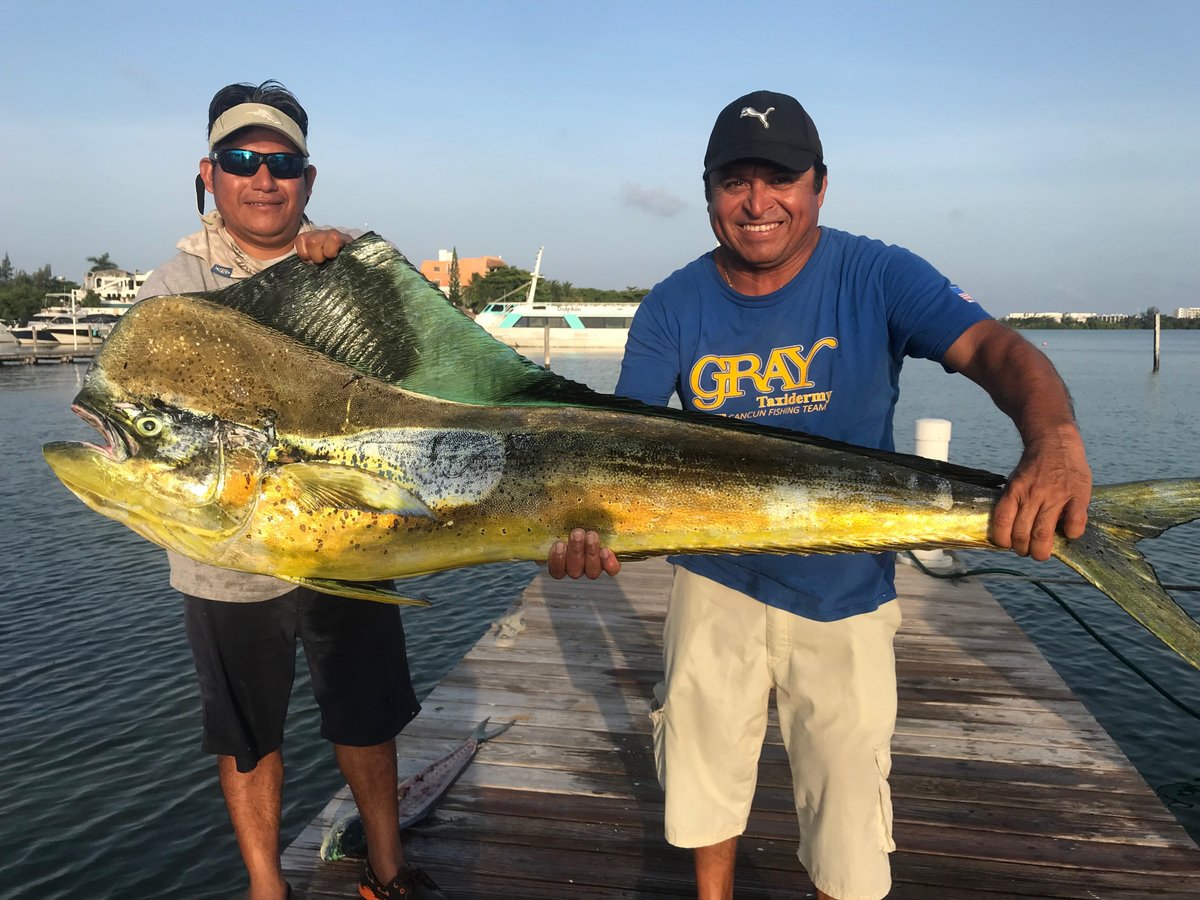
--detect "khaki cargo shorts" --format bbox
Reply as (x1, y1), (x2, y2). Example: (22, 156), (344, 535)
(650, 567), (901, 900)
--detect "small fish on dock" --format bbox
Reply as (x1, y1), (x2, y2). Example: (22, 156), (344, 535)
(319, 718), (515, 862)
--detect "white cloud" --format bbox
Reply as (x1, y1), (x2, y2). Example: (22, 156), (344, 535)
(621, 183), (686, 218)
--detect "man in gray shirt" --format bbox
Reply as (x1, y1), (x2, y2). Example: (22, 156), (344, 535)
(137, 80), (443, 900)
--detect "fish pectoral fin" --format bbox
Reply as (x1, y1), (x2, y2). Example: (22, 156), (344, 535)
(281, 576), (433, 607)
(271, 462), (434, 517)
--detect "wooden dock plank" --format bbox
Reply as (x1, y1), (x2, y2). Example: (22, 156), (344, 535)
(0, 345), (96, 365)
(282, 560), (1200, 897)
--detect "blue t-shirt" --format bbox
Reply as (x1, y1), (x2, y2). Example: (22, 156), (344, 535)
(615, 226), (991, 621)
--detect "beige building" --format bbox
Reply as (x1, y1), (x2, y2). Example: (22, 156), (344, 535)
(420, 250), (506, 296)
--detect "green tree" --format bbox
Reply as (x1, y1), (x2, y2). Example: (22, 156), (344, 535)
(0, 262), (76, 323)
(545, 279), (575, 304)
(87, 253), (118, 271)
(0, 253), (12, 284)
(0, 280), (43, 323)
(574, 285), (647, 304)
(462, 265), (534, 313)
(447, 247), (462, 308)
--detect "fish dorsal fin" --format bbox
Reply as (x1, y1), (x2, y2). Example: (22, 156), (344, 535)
(193, 233), (613, 407)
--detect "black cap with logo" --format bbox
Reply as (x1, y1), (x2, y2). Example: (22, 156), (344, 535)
(703, 90), (823, 178)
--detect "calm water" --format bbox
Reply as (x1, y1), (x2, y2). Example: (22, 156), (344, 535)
(2, 331), (1199, 897)
(900, 330), (1200, 847)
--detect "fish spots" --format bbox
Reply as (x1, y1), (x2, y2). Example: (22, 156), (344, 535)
(296, 428), (505, 510)
(763, 485), (818, 530)
(916, 474), (955, 511)
(931, 480), (954, 511)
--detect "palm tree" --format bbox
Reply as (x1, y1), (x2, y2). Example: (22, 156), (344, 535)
(547, 279), (574, 303)
(86, 253), (118, 272)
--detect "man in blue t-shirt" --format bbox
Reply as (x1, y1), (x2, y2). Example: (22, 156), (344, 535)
(549, 90), (1092, 900)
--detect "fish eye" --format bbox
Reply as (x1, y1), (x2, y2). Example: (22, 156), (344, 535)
(133, 414), (164, 437)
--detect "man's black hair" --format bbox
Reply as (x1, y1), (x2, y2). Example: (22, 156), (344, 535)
(206, 80), (309, 146)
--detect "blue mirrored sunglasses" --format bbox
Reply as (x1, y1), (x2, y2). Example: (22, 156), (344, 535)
(210, 148), (309, 179)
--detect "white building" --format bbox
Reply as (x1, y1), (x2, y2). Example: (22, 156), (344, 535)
(70, 267), (151, 308)
(1004, 311), (1126, 323)
(1175, 307), (1200, 319)
(1005, 311), (1066, 322)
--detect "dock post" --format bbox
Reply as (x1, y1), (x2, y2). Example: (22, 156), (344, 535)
(1153, 314), (1161, 372)
(543, 322), (551, 368)
(911, 418), (955, 570)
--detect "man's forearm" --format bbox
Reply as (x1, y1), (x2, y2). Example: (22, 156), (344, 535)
(945, 320), (1079, 445)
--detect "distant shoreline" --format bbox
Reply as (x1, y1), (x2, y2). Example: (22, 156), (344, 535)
(1001, 318), (1200, 331)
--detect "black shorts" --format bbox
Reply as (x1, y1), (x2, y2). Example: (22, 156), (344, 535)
(183, 587), (420, 773)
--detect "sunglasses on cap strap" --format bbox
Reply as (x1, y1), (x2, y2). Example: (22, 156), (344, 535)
(209, 149), (309, 179)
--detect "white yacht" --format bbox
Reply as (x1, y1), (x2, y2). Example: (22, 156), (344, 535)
(10, 312), (70, 347)
(45, 312), (121, 346)
(11, 309), (122, 347)
(474, 301), (638, 350)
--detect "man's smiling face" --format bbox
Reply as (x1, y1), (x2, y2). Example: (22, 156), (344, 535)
(707, 160), (825, 277)
(199, 126), (315, 259)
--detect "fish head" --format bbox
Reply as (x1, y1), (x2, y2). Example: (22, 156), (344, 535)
(42, 294), (295, 563)
(43, 362), (274, 561)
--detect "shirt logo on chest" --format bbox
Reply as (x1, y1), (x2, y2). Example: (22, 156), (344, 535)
(689, 339), (838, 410)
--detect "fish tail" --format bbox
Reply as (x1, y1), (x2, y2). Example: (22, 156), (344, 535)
(475, 718), (516, 742)
(1053, 479), (1200, 669)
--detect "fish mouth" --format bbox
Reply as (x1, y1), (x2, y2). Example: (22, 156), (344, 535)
(70, 402), (133, 461)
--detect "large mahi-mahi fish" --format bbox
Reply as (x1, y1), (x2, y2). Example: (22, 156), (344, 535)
(42, 235), (1200, 669)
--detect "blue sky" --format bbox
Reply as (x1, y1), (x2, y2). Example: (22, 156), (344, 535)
(1, 0), (1196, 315)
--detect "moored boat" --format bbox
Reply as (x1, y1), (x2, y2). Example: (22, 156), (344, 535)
(11, 309), (122, 347)
(474, 301), (638, 349)
(11, 313), (69, 347)
(45, 313), (120, 347)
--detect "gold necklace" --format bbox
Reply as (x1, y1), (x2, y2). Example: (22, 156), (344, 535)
(716, 253), (735, 289)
